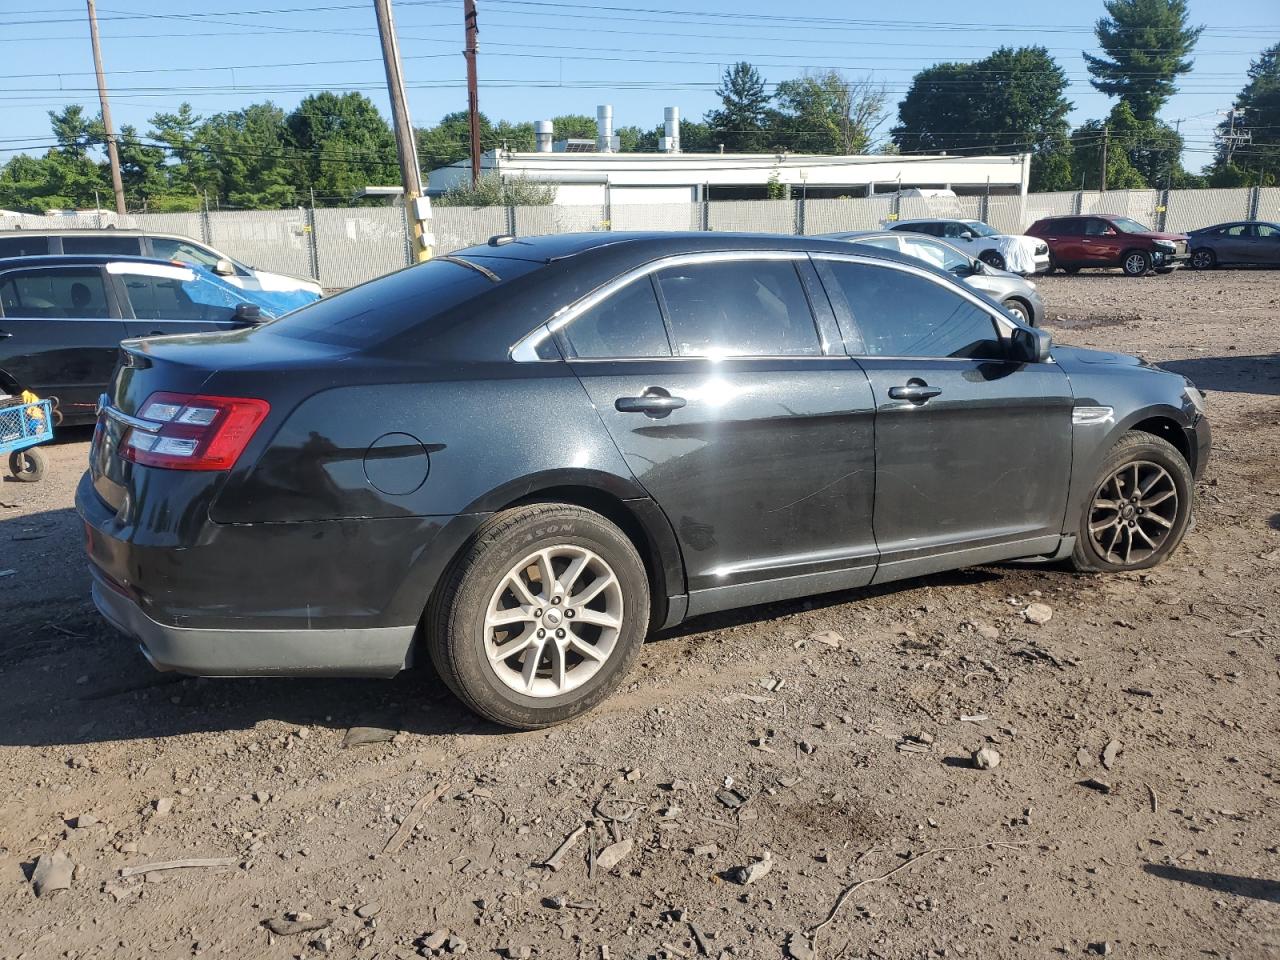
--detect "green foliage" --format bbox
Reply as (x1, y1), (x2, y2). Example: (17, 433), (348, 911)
(707, 62), (771, 152)
(434, 172), (554, 207)
(765, 172), (785, 200)
(1084, 0), (1202, 121)
(1071, 105), (1150, 190)
(772, 72), (888, 154)
(893, 46), (1072, 175)
(286, 92), (397, 202)
(549, 114), (598, 141)
(1211, 43), (1280, 185)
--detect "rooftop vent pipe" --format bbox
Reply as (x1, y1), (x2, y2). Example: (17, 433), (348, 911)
(534, 119), (553, 153)
(660, 106), (681, 153)
(596, 104), (615, 154)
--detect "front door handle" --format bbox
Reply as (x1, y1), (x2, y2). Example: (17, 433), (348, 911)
(615, 388), (686, 417)
(888, 382), (942, 403)
(0, 330), (12, 339)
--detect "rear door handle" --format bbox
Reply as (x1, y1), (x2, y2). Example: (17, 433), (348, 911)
(615, 389), (686, 417)
(888, 383), (942, 402)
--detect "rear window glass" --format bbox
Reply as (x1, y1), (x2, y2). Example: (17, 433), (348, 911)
(266, 256), (542, 347)
(61, 235), (143, 256)
(0, 236), (50, 258)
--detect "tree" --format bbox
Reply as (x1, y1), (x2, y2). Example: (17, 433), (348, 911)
(1211, 43), (1280, 185)
(194, 103), (296, 208)
(622, 119), (715, 153)
(149, 103), (209, 204)
(706, 62), (771, 152)
(1071, 104), (1150, 190)
(416, 111), (494, 171)
(1084, 0), (1202, 121)
(892, 47), (1073, 190)
(48, 105), (97, 160)
(773, 71), (888, 154)
(285, 91), (397, 202)
(549, 114), (598, 140)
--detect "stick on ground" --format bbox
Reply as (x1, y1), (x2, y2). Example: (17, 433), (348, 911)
(119, 857), (237, 878)
(382, 781), (451, 855)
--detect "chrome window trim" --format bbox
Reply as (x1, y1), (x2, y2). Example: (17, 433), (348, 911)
(509, 250), (813, 362)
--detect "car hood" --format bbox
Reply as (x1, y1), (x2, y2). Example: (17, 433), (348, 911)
(1131, 231), (1188, 242)
(1052, 345), (1152, 370)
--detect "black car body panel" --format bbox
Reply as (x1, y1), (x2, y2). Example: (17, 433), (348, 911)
(77, 233), (1211, 680)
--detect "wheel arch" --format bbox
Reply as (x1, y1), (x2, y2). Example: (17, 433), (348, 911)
(0, 368), (22, 396)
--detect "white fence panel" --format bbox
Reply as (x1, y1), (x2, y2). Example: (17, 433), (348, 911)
(513, 203), (606, 237)
(1163, 188), (1251, 233)
(134, 212), (206, 243)
(611, 203), (700, 231)
(206, 210), (312, 280)
(986, 196), (1032, 233)
(708, 200), (794, 233)
(1080, 189), (1160, 226)
(802, 197), (894, 234)
(1254, 187), (1279, 223)
(313, 207), (407, 290)
(1020, 192), (1076, 230)
(432, 206), (508, 255)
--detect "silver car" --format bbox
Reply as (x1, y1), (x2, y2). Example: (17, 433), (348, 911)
(1187, 222), (1280, 269)
(823, 231), (1045, 326)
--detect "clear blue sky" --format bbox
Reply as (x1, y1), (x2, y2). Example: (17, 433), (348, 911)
(1, 0), (1276, 173)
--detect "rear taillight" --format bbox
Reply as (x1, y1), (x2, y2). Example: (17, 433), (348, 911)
(120, 391), (269, 471)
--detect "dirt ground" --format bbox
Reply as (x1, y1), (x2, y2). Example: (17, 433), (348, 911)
(1, 267), (1278, 960)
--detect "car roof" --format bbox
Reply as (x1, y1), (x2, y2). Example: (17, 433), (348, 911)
(0, 228), (189, 239)
(0, 253), (199, 269)
(891, 218), (983, 226)
(451, 231), (911, 264)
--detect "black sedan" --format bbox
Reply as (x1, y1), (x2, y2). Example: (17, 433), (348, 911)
(78, 233), (1211, 728)
(1187, 221), (1280, 269)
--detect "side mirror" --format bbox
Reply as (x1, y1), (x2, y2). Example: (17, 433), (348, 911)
(959, 230), (975, 240)
(1011, 325), (1051, 362)
(214, 258), (236, 277)
(970, 259), (986, 275)
(233, 303), (263, 325)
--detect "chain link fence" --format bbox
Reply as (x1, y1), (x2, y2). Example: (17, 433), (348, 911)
(1, 185), (1270, 289)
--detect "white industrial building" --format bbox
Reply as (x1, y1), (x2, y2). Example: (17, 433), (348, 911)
(426, 105), (1032, 206)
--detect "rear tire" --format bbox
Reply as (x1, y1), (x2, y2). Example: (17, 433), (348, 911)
(1189, 248), (1215, 270)
(427, 503), (650, 729)
(8, 448), (45, 482)
(1122, 250), (1152, 277)
(1070, 431), (1193, 573)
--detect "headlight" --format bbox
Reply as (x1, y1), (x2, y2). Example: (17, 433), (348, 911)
(1183, 381), (1207, 416)
(1154, 239), (1176, 250)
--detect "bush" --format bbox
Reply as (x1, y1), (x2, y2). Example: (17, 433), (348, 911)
(434, 173), (554, 207)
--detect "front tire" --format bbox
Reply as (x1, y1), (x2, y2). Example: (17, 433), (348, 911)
(1070, 431), (1193, 573)
(427, 503), (650, 729)
(1122, 250), (1152, 277)
(1002, 298), (1032, 325)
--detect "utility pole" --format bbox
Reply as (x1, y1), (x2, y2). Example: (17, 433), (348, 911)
(86, 0), (126, 216)
(463, 0), (482, 186)
(372, 0), (430, 262)
(1099, 125), (1109, 193)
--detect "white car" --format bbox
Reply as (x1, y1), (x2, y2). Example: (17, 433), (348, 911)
(886, 219), (1050, 275)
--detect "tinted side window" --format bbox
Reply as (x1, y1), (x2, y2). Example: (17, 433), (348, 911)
(0, 267), (109, 318)
(61, 235), (143, 256)
(121, 273), (225, 322)
(565, 276), (671, 358)
(823, 261), (1002, 360)
(940, 222), (967, 239)
(1084, 219), (1114, 236)
(150, 237), (223, 268)
(1256, 224), (1279, 238)
(1054, 218), (1083, 235)
(899, 235), (969, 273)
(0, 236), (50, 258)
(1225, 224), (1249, 237)
(655, 260), (820, 357)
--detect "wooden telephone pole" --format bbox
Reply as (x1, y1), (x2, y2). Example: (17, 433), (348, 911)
(1099, 125), (1109, 193)
(464, 0), (482, 186)
(372, 0), (430, 261)
(86, 0), (126, 216)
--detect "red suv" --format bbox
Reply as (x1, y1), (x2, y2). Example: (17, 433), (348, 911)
(1026, 215), (1189, 277)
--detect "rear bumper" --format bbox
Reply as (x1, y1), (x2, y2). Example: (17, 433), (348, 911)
(76, 469), (488, 676)
(91, 571), (414, 678)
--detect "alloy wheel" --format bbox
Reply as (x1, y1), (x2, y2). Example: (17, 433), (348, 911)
(1087, 460), (1179, 565)
(1190, 249), (1214, 269)
(483, 545), (624, 697)
(1124, 253), (1149, 276)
